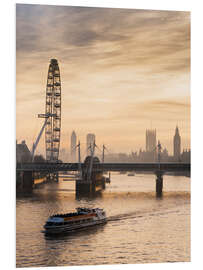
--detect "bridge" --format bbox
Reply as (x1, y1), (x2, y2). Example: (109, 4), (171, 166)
(16, 162), (190, 173)
(16, 161), (190, 197)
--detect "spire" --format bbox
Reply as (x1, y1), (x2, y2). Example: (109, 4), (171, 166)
(175, 126), (179, 135)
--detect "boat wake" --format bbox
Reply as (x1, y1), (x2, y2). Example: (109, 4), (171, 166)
(107, 211), (139, 222)
(107, 204), (188, 223)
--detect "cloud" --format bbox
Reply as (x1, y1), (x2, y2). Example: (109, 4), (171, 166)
(16, 4), (190, 153)
(16, 5), (190, 74)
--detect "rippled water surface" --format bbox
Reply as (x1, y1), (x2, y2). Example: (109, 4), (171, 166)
(16, 173), (190, 267)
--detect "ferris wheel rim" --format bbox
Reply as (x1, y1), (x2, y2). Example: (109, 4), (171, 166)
(45, 59), (61, 162)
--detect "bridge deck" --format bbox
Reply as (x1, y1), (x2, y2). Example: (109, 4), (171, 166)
(16, 162), (190, 172)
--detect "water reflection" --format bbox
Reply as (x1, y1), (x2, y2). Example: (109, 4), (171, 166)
(44, 224), (105, 240)
(76, 190), (103, 201)
(43, 223), (106, 267)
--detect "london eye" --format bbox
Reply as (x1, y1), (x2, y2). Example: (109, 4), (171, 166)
(31, 59), (61, 165)
(44, 59), (61, 162)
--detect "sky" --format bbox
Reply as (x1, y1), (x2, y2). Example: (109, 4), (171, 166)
(16, 4), (190, 157)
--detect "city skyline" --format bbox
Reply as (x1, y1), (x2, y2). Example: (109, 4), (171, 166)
(19, 125), (189, 158)
(17, 125), (190, 163)
(60, 126), (188, 162)
(16, 5), (190, 155)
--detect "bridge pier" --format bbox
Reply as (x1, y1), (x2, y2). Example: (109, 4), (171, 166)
(75, 181), (95, 197)
(16, 171), (34, 193)
(155, 171), (163, 198)
(75, 156), (106, 198)
(102, 177), (106, 189)
(75, 178), (106, 198)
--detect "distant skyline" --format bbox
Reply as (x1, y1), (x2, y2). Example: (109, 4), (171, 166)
(16, 4), (190, 155)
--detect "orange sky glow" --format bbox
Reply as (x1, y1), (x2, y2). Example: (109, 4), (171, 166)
(16, 4), (190, 157)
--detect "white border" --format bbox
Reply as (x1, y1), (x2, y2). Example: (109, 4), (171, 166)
(1, 0), (202, 270)
(14, 0), (192, 11)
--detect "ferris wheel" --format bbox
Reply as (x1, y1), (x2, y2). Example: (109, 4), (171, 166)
(43, 59), (61, 162)
(31, 59), (61, 163)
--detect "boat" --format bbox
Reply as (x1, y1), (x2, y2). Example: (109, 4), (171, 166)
(43, 208), (107, 234)
(128, 172), (135, 176)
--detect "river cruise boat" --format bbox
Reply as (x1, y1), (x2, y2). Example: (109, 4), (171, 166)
(128, 172), (135, 176)
(43, 208), (107, 234)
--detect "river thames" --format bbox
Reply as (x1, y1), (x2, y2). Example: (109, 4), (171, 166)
(16, 173), (190, 267)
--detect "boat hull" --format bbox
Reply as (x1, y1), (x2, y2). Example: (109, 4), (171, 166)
(44, 218), (107, 235)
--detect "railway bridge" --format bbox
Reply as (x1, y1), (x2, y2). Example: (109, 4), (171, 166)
(16, 161), (190, 197)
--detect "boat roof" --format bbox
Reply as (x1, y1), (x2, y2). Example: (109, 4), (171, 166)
(49, 208), (104, 219)
(47, 217), (64, 223)
(77, 207), (103, 211)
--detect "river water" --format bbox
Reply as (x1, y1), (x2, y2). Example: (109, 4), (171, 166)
(16, 173), (190, 267)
